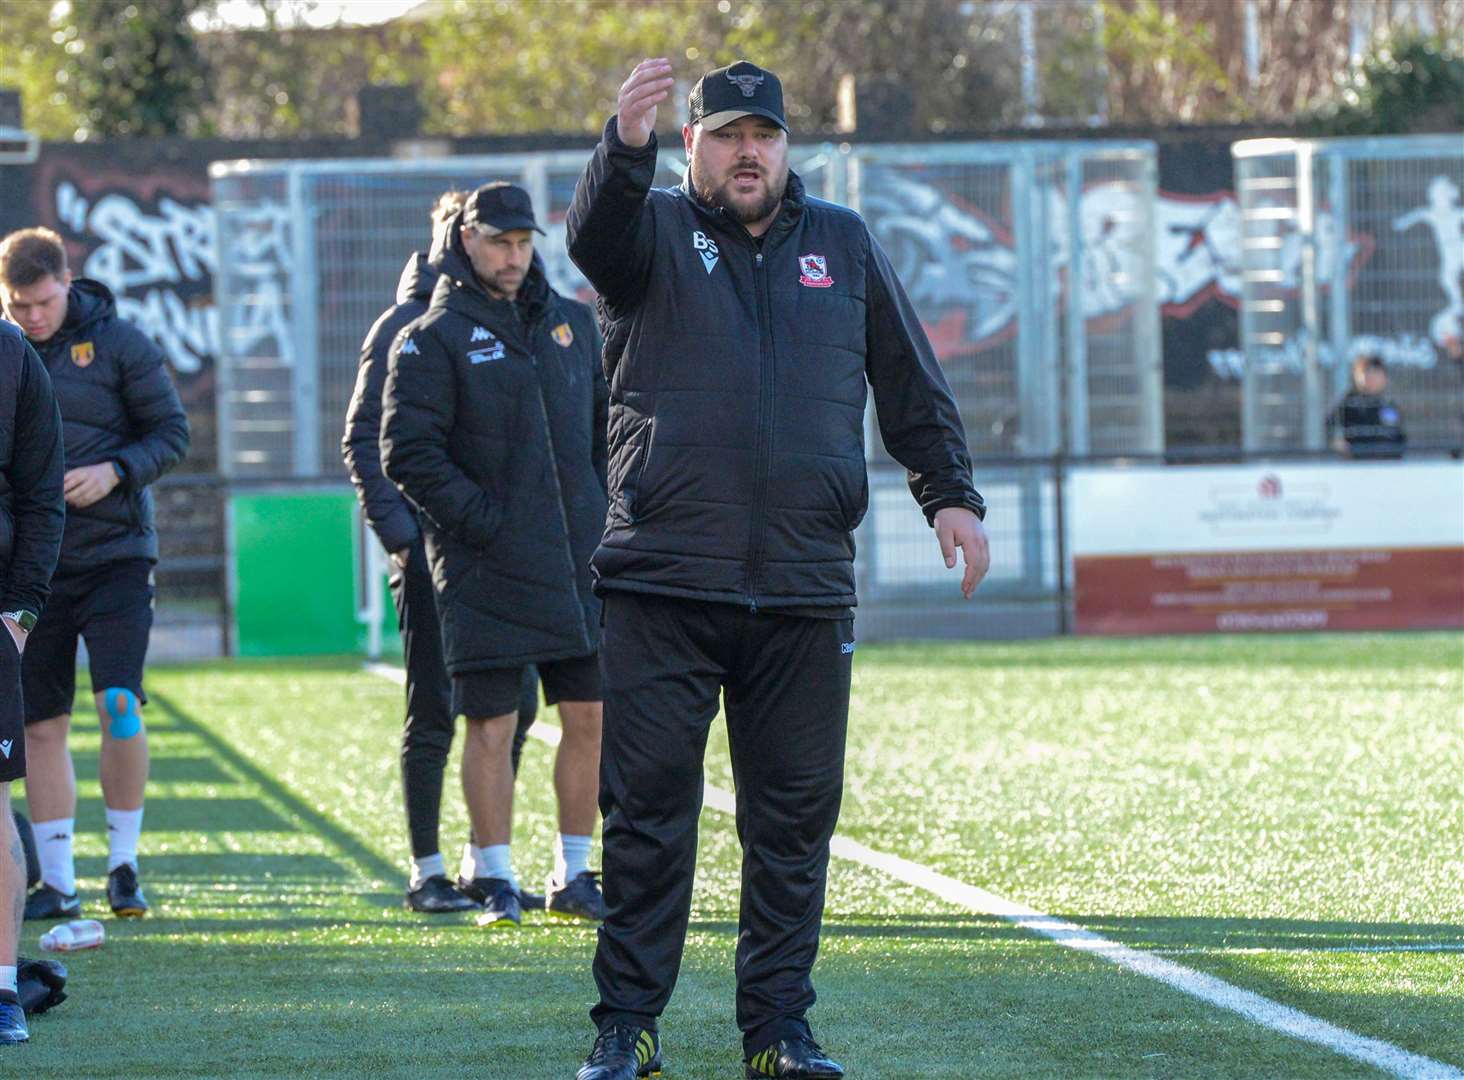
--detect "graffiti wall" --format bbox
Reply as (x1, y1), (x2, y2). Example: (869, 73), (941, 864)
(7, 130), (1456, 465)
(22, 152), (218, 468)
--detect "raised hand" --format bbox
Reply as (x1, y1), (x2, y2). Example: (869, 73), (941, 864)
(617, 58), (674, 148)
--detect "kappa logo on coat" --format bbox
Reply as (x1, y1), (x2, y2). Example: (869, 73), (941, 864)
(470, 325), (493, 342)
(468, 341), (506, 365)
(797, 253), (833, 288)
(71, 340), (95, 367)
(692, 230), (719, 275)
(551, 322), (574, 348)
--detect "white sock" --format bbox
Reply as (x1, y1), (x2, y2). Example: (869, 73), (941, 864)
(106, 807), (144, 873)
(555, 833), (592, 885)
(410, 852), (445, 889)
(0, 966), (15, 996)
(33, 817), (75, 895)
(458, 842), (478, 884)
(478, 844), (518, 892)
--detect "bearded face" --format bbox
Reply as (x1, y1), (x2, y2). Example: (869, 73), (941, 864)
(686, 117), (789, 231)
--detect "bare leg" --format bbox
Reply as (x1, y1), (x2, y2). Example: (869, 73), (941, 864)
(95, 690), (148, 811)
(554, 700), (602, 837)
(460, 713), (517, 848)
(21, 715), (74, 823)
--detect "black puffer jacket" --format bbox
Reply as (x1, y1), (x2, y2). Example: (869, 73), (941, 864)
(567, 119), (983, 610)
(0, 321), (65, 617)
(28, 280), (189, 574)
(381, 226), (608, 674)
(342, 250), (440, 555)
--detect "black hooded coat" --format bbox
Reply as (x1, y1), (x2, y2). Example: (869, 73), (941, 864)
(27, 279), (188, 575)
(380, 223), (608, 674)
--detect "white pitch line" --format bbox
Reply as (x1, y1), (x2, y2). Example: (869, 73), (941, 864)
(365, 663), (1462, 1079)
(1152, 943), (1464, 957)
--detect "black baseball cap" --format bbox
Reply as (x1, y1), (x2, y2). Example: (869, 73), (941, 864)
(688, 61), (788, 133)
(462, 181), (544, 236)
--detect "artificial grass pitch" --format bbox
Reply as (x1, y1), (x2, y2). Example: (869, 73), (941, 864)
(13, 632), (1462, 1078)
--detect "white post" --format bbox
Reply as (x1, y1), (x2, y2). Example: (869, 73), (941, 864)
(1244, 0), (1261, 88)
(1020, 2), (1041, 127)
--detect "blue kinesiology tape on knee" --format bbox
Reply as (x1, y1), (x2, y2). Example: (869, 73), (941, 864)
(102, 688), (142, 740)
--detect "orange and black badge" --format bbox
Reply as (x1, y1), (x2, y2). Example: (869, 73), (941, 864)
(551, 322), (574, 348)
(71, 341), (95, 367)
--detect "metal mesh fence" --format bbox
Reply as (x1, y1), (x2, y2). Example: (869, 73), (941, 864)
(1234, 135), (1464, 452)
(212, 140), (1158, 622)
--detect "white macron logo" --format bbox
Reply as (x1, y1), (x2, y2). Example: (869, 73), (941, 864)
(471, 325), (493, 342)
(692, 230), (719, 275)
(398, 336), (419, 356)
(0, 740), (12, 759)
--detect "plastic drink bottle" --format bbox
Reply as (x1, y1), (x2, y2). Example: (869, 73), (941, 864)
(39, 919), (105, 952)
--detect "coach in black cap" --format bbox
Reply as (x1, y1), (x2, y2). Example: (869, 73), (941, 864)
(567, 59), (988, 1080)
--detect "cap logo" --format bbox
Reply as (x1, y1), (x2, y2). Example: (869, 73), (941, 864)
(727, 71), (764, 98)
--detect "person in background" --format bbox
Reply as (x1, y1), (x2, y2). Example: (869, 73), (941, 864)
(0, 227), (189, 922)
(343, 191), (542, 914)
(383, 183), (610, 930)
(0, 318), (66, 1044)
(1328, 354), (1406, 459)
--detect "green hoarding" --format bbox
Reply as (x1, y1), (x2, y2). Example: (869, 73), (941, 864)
(229, 488), (397, 657)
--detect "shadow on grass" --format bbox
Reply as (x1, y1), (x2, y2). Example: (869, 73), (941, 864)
(149, 689), (401, 885)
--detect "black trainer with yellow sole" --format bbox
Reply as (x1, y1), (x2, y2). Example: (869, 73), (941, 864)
(23, 883), (80, 921)
(576, 1024), (662, 1080)
(471, 877), (522, 929)
(406, 874), (477, 913)
(107, 864), (149, 917)
(745, 1036), (845, 1079)
(546, 870), (605, 921)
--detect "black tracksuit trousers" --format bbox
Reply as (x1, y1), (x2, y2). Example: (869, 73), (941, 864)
(591, 591), (854, 1055)
(390, 541), (538, 860)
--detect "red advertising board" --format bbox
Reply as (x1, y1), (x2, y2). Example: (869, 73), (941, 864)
(1069, 462), (1464, 635)
(1076, 547), (1464, 634)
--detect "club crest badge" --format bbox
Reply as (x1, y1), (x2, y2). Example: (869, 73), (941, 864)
(71, 340), (95, 367)
(797, 253), (833, 288)
(551, 322), (574, 348)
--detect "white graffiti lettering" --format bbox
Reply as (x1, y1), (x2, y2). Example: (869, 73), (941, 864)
(1207, 332), (1440, 380)
(51, 180), (294, 374)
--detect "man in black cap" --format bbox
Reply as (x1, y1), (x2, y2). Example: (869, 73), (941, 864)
(382, 182), (610, 930)
(0, 319), (66, 1045)
(567, 60), (988, 1080)
(343, 189), (542, 915)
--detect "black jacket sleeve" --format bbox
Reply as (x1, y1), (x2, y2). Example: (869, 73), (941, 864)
(342, 307), (421, 555)
(111, 325), (189, 487)
(2, 341), (65, 616)
(381, 325), (501, 549)
(566, 117), (659, 314)
(864, 231), (986, 524)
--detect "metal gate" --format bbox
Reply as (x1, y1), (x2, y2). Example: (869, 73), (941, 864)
(211, 139), (1160, 634)
(1233, 134), (1464, 452)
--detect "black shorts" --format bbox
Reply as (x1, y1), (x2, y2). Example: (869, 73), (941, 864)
(23, 559), (155, 725)
(453, 653), (600, 720)
(0, 624), (26, 782)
